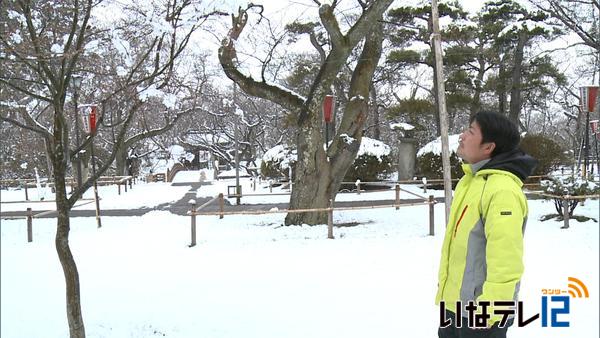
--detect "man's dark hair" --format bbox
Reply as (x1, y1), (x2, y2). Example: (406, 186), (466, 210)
(470, 111), (520, 157)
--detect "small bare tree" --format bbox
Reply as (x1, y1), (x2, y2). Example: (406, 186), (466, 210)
(0, 1), (223, 336)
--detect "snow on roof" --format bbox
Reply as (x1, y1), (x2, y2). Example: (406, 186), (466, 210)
(417, 134), (461, 157)
(141, 144), (195, 175)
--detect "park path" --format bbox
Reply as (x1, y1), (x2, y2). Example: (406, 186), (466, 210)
(1, 181), (444, 219)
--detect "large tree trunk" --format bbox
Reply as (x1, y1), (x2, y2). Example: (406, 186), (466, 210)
(285, 99), (368, 225)
(509, 31), (527, 124)
(498, 57), (508, 116)
(285, 23), (383, 225)
(115, 144), (128, 176)
(286, 114), (333, 225)
(370, 85), (380, 139)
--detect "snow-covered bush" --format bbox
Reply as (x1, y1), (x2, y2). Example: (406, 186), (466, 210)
(416, 152), (463, 182)
(541, 176), (599, 217)
(416, 134), (463, 181)
(343, 137), (392, 182)
(260, 145), (297, 179)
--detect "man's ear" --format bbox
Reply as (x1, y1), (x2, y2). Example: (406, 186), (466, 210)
(483, 142), (495, 156)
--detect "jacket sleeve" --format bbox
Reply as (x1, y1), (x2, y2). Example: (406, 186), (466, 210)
(477, 188), (525, 325)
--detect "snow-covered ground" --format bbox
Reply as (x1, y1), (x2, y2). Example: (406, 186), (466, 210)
(1, 171), (598, 338)
(1, 169), (442, 212)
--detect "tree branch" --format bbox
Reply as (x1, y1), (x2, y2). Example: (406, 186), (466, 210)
(218, 6), (305, 112)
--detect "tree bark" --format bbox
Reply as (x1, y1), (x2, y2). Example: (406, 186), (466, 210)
(469, 56), (486, 118)
(53, 104), (86, 338)
(115, 144), (128, 176)
(285, 22), (384, 225)
(498, 56), (508, 116)
(370, 85), (380, 139)
(509, 31), (527, 124)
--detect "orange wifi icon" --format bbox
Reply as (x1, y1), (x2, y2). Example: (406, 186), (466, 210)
(567, 277), (589, 298)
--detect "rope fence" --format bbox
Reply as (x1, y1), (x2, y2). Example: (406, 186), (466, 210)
(525, 191), (600, 229)
(1, 176), (135, 201)
(184, 191), (438, 247)
(16, 176), (598, 245)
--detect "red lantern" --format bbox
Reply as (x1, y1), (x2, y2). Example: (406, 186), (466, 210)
(580, 86), (599, 113)
(323, 95), (335, 123)
(90, 105), (97, 133)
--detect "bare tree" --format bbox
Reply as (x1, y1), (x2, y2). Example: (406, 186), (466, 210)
(0, 1), (222, 336)
(219, 0), (393, 225)
(529, 0), (600, 52)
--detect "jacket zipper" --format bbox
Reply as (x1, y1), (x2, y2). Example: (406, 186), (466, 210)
(453, 205), (469, 238)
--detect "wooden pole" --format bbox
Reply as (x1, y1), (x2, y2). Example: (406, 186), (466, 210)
(327, 199), (334, 239)
(233, 83), (241, 206)
(118, 183), (121, 195)
(429, 195), (435, 236)
(395, 184), (400, 210)
(24, 182), (29, 201)
(190, 200), (197, 247)
(218, 193), (224, 219)
(431, 0), (453, 224)
(27, 207), (33, 242)
(562, 196), (570, 229)
(90, 140), (102, 228)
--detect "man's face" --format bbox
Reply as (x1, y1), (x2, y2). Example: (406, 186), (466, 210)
(457, 121), (495, 164)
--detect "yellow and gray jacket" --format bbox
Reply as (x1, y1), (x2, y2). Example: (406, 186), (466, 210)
(435, 150), (537, 325)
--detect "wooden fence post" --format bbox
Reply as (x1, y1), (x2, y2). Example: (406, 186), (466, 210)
(429, 195), (435, 236)
(24, 182), (29, 201)
(327, 199), (334, 239)
(129, 178), (133, 189)
(356, 180), (361, 195)
(395, 184), (400, 210)
(562, 196), (570, 229)
(124, 180), (128, 193)
(118, 183), (121, 195)
(218, 193), (224, 219)
(27, 207), (33, 242)
(189, 200), (197, 247)
(422, 177), (428, 194)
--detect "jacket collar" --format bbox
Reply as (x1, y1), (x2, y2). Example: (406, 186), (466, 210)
(461, 158), (491, 176)
(470, 159), (491, 174)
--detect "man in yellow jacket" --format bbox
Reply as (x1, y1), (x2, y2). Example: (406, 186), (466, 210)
(436, 111), (537, 338)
